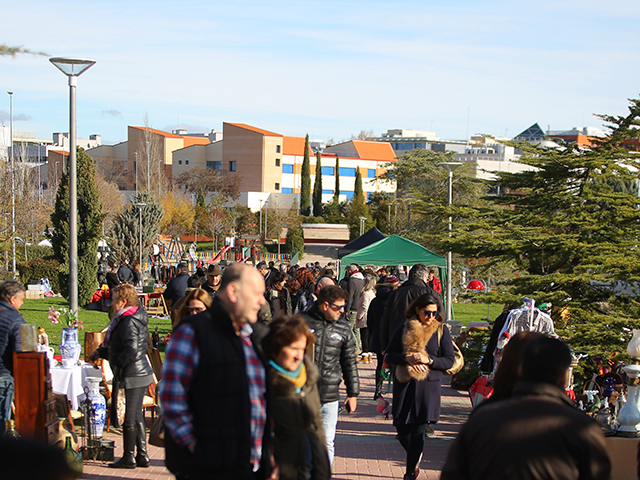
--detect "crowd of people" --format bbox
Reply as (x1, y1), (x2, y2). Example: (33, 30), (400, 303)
(0, 254), (614, 480)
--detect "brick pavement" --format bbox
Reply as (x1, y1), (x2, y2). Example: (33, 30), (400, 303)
(81, 361), (471, 480)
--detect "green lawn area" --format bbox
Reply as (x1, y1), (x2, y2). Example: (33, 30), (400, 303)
(21, 298), (173, 358)
(453, 302), (503, 326)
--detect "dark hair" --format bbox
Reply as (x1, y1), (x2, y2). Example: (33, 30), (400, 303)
(256, 261), (267, 270)
(317, 285), (348, 304)
(262, 315), (316, 359)
(0, 280), (26, 303)
(286, 278), (301, 294)
(490, 332), (544, 402)
(405, 293), (443, 321)
(521, 336), (572, 385)
(187, 275), (205, 289)
(273, 271), (287, 285)
(177, 262), (188, 272)
(409, 264), (429, 281)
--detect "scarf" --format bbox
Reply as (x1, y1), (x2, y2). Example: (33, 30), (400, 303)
(269, 359), (307, 393)
(103, 306), (139, 347)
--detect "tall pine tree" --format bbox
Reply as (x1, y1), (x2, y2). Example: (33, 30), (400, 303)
(313, 151), (323, 216)
(347, 167), (373, 239)
(50, 148), (105, 305)
(111, 191), (163, 265)
(334, 157), (340, 203)
(300, 134), (311, 216)
(448, 98), (640, 378)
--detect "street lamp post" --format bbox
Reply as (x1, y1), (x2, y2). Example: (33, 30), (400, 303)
(50, 57), (96, 315)
(133, 202), (147, 282)
(7, 92), (15, 279)
(438, 161), (462, 322)
(358, 216), (366, 236)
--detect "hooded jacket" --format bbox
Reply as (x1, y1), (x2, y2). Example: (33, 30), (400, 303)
(345, 271), (365, 313)
(302, 304), (359, 404)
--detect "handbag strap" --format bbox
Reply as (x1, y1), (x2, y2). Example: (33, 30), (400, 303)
(437, 324), (443, 355)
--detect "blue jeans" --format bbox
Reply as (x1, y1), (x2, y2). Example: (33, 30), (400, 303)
(0, 375), (14, 435)
(320, 400), (339, 466)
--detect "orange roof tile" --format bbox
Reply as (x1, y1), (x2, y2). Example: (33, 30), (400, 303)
(183, 137), (211, 147)
(130, 126), (183, 139)
(225, 123), (283, 137)
(283, 136), (311, 156)
(352, 141), (396, 162)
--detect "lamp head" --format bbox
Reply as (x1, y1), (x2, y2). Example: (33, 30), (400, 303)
(49, 57), (96, 77)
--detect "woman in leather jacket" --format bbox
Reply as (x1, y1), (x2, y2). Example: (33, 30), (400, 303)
(91, 284), (154, 469)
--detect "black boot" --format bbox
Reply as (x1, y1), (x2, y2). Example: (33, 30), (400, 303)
(109, 424), (136, 469)
(135, 421), (150, 468)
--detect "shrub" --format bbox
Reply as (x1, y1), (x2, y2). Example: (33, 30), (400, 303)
(17, 258), (61, 294)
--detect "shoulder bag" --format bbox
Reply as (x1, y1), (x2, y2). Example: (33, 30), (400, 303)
(438, 324), (464, 376)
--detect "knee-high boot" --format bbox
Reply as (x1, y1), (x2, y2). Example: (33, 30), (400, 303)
(135, 421), (150, 467)
(109, 424), (137, 469)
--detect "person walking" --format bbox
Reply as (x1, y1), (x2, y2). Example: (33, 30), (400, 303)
(385, 293), (455, 480)
(356, 274), (377, 357)
(117, 260), (134, 283)
(91, 284), (154, 469)
(160, 264), (276, 480)
(301, 285), (359, 466)
(163, 262), (190, 307)
(0, 280), (26, 434)
(262, 315), (330, 480)
(343, 264), (365, 353)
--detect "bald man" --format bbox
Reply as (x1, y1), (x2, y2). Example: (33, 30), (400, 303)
(161, 264), (276, 480)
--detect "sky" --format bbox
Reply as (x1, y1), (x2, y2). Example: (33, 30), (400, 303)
(1, 0), (640, 145)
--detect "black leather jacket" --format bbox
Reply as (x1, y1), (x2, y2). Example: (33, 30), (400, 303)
(98, 307), (153, 386)
(302, 305), (359, 404)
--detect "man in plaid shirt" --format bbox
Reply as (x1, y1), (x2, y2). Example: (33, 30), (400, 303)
(160, 264), (276, 480)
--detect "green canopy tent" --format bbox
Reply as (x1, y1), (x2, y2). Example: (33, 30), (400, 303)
(338, 234), (449, 312)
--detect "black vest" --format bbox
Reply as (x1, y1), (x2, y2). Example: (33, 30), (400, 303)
(165, 298), (271, 479)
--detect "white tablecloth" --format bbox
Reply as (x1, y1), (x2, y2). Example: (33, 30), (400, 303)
(50, 364), (102, 410)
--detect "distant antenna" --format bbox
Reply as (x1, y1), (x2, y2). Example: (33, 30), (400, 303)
(466, 107), (470, 145)
(547, 124), (550, 135)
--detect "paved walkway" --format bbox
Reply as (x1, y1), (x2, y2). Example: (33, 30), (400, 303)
(82, 362), (472, 480)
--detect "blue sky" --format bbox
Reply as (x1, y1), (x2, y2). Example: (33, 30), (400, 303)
(2, 0), (640, 145)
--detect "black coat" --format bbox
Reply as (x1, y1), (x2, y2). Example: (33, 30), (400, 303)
(380, 278), (438, 352)
(441, 381), (611, 480)
(117, 264), (134, 282)
(385, 322), (455, 425)
(302, 304), (360, 404)
(163, 272), (190, 304)
(98, 307), (153, 389)
(366, 285), (394, 355)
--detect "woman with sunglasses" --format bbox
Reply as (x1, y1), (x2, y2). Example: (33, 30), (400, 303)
(385, 293), (455, 480)
(173, 289), (212, 328)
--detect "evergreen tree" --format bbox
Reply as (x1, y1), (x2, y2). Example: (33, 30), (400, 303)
(300, 134), (311, 216)
(50, 148), (105, 306)
(448, 98), (640, 379)
(334, 157), (340, 203)
(196, 187), (206, 208)
(347, 168), (373, 239)
(313, 151), (323, 216)
(110, 191), (163, 265)
(285, 216), (305, 258)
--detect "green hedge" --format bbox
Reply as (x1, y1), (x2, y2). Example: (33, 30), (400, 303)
(17, 258), (61, 294)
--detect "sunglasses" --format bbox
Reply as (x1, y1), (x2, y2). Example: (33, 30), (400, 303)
(186, 306), (205, 312)
(421, 309), (439, 318)
(328, 302), (346, 311)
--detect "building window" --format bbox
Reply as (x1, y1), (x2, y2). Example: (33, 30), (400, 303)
(340, 190), (354, 200)
(275, 183), (280, 190)
(206, 161), (222, 171)
(276, 158), (281, 167)
(276, 145), (281, 153)
(229, 161), (236, 172)
(321, 166), (335, 176)
(339, 167), (356, 177)
(367, 169), (375, 178)
(178, 160), (182, 165)
(185, 160), (189, 165)
(322, 189), (334, 195)
(282, 164), (294, 173)
(282, 188), (293, 193)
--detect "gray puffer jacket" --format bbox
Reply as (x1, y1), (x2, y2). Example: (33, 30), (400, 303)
(302, 305), (359, 404)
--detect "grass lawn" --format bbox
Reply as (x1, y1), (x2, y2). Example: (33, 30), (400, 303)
(21, 298), (173, 358)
